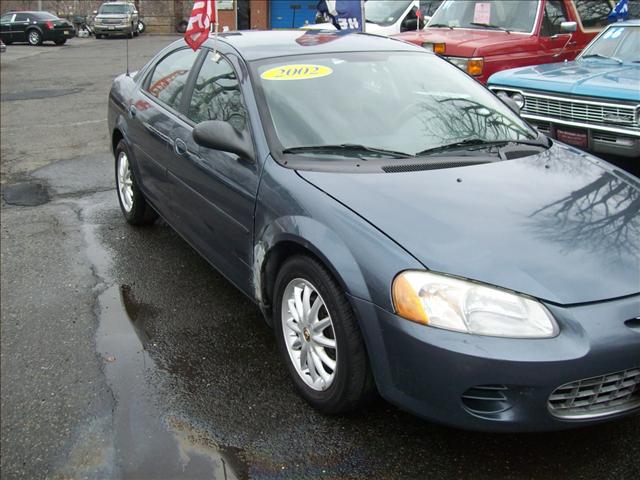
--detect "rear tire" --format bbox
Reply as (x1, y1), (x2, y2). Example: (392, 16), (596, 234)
(115, 140), (158, 226)
(95, 33), (102, 39)
(54, 39), (66, 45)
(273, 255), (375, 414)
(27, 29), (43, 46)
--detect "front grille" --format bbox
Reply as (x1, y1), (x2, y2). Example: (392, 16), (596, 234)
(522, 94), (638, 129)
(101, 18), (125, 25)
(548, 368), (640, 419)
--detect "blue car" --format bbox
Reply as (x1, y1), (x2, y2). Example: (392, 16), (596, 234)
(488, 20), (640, 159)
(108, 30), (640, 432)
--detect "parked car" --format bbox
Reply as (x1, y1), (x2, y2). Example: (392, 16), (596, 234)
(365, 0), (443, 35)
(108, 31), (639, 432)
(394, 0), (615, 83)
(488, 20), (640, 159)
(93, 1), (139, 39)
(0, 11), (75, 46)
(0, 39), (6, 52)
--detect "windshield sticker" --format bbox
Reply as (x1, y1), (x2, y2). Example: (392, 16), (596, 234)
(261, 64), (333, 81)
(474, 2), (491, 24)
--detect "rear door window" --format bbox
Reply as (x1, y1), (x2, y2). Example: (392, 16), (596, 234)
(574, 0), (613, 29)
(14, 13), (31, 22)
(541, 0), (569, 36)
(146, 48), (199, 112)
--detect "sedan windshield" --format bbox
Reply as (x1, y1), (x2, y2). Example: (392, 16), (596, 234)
(98, 4), (128, 14)
(580, 25), (640, 64)
(429, 0), (539, 33)
(254, 51), (537, 157)
(365, 0), (413, 26)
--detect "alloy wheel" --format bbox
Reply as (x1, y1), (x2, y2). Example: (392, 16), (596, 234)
(281, 278), (338, 391)
(117, 151), (134, 212)
(28, 31), (41, 45)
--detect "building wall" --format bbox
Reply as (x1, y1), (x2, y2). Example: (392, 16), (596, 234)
(0, 0), (272, 32)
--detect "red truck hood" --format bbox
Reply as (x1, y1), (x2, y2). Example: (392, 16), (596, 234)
(395, 28), (531, 57)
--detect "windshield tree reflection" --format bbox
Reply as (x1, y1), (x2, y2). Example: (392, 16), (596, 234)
(256, 52), (536, 156)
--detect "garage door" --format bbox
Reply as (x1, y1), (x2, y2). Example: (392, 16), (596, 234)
(269, 1), (318, 28)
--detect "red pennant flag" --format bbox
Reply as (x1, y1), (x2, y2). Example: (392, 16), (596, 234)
(185, 0), (217, 51)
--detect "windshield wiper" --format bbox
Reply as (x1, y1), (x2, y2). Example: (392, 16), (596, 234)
(415, 138), (542, 157)
(282, 144), (413, 158)
(469, 22), (511, 33)
(582, 53), (623, 64)
(429, 23), (455, 29)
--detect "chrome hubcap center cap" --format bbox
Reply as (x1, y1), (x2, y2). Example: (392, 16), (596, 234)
(303, 328), (311, 342)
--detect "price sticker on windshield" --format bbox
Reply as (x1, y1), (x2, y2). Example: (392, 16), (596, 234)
(474, 2), (491, 24)
(261, 64), (333, 81)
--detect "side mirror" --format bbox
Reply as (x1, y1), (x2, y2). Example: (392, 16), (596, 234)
(560, 21), (577, 33)
(93, 10), (98, 14)
(401, 18), (418, 32)
(193, 121), (254, 160)
(133, 10), (138, 15)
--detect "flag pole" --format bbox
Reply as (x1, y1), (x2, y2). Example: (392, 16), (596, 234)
(211, 1), (220, 62)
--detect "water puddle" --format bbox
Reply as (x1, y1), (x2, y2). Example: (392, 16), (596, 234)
(83, 219), (249, 479)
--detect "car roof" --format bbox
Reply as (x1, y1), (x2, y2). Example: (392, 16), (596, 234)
(3, 11), (52, 14)
(610, 19), (640, 26)
(197, 30), (424, 61)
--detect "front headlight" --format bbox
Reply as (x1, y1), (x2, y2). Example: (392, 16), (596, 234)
(392, 271), (558, 338)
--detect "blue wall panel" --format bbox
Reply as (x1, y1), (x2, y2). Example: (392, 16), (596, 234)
(269, 0), (319, 28)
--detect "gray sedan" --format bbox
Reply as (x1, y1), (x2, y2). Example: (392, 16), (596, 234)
(108, 30), (640, 431)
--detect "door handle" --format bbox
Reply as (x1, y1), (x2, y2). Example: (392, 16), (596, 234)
(174, 138), (188, 156)
(128, 105), (137, 118)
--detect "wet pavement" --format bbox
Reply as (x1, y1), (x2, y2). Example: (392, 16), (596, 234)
(2, 36), (640, 480)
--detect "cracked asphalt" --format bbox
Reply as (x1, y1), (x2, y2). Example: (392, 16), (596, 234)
(1, 35), (639, 480)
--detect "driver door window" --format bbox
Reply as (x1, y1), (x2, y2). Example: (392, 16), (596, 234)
(186, 51), (247, 132)
(541, 0), (569, 36)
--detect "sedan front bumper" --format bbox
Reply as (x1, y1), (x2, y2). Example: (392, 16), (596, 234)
(351, 293), (640, 432)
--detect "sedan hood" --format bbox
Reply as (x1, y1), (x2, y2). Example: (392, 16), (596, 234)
(298, 145), (640, 305)
(489, 60), (640, 102)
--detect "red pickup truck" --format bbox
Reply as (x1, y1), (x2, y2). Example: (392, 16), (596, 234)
(394, 0), (616, 84)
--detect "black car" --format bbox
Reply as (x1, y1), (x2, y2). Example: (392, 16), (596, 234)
(0, 11), (75, 46)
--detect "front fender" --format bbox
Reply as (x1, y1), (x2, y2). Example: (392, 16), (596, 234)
(254, 156), (423, 312)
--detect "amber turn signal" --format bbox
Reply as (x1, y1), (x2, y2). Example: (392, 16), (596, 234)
(433, 43), (446, 55)
(392, 274), (429, 325)
(467, 58), (484, 76)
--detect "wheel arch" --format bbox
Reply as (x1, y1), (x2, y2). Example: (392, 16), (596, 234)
(255, 218), (371, 326)
(112, 128), (124, 155)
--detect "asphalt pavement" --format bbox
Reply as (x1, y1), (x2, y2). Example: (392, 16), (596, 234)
(1, 35), (639, 480)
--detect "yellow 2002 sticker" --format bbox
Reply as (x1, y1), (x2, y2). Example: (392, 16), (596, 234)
(261, 64), (333, 81)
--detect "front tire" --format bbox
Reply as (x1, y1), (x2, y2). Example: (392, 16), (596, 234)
(115, 140), (158, 225)
(273, 255), (374, 414)
(95, 33), (102, 39)
(27, 29), (43, 46)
